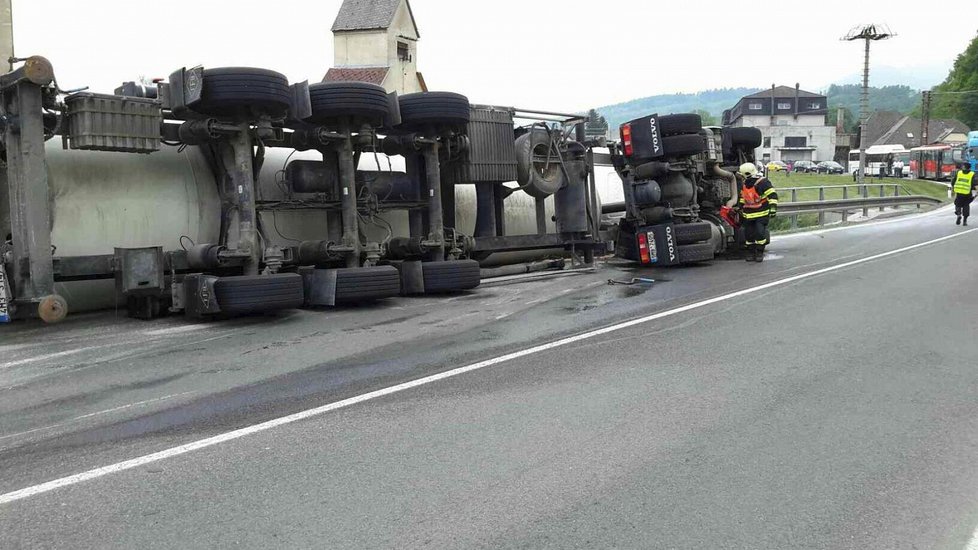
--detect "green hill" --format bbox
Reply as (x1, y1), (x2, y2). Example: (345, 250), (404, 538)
(594, 88), (760, 129)
(823, 84), (921, 132)
(596, 85), (922, 133)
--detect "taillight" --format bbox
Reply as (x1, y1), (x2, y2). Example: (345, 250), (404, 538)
(621, 123), (633, 157)
(638, 231), (651, 264)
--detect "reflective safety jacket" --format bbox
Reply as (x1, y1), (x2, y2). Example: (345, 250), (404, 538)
(739, 177), (779, 219)
(954, 170), (975, 196)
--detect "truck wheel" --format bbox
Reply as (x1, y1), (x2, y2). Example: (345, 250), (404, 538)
(727, 127), (763, 148)
(422, 260), (481, 293)
(307, 82), (391, 126)
(658, 114), (702, 136)
(397, 92), (470, 130)
(673, 221), (713, 245)
(195, 67), (292, 119)
(662, 134), (706, 157)
(516, 128), (566, 198)
(333, 266), (401, 304)
(214, 273), (304, 315)
(676, 242), (715, 264)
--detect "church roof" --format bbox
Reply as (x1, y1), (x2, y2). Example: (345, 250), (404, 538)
(331, 0), (419, 37)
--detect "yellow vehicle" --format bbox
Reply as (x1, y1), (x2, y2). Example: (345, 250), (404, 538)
(766, 161), (788, 172)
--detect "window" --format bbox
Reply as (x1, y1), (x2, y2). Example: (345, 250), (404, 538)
(809, 102), (821, 109)
(762, 137), (771, 148)
(777, 102), (792, 110)
(397, 41), (410, 62)
(784, 136), (807, 148)
(748, 102), (763, 110)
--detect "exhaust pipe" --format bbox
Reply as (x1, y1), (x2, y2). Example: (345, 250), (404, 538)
(713, 163), (739, 208)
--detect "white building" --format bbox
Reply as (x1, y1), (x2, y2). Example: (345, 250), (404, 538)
(324, 0), (427, 94)
(723, 85), (836, 164)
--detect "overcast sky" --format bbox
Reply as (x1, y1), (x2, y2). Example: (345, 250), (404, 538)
(11, 1), (973, 112)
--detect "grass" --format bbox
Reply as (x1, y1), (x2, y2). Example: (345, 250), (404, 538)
(758, 172), (950, 232)
(763, 172), (950, 202)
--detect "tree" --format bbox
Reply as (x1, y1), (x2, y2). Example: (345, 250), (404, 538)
(931, 31), (978, 128)
(584, 108), (610, 139)
(826, 106), (858, 133)
(693, 109), (718, 126)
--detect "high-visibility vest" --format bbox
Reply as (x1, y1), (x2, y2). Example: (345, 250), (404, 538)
(954, 170), (975, 195)
(742, 185), (766, 209)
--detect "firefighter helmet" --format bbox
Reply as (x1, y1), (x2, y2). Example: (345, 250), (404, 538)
(738, 163), (758, 177)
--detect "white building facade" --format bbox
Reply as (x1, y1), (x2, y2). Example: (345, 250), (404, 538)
(724, 85), (836, 164)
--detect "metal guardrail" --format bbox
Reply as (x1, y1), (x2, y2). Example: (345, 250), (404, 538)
(778, 195), (942, 215)
(600, 194), (942, 218)
(777, 183), (944, 227)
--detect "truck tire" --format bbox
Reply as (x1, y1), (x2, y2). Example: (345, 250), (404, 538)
(307, 82), (391, 126)
(333, 266), (401, 304)
(727, 127), (763, 148)
(658, 114), (702, 137)
(676, 242), (715, 264)
(673, 221), (713, 245)
(214, 273), (304, 314)
(397, 92), (470, 130)
(422, 260), (481, 293)
(516, 128), (566, 198)
(195, 67), (292, 119)
(662, 134), (706, 157)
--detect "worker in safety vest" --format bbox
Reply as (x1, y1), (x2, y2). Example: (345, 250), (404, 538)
(953, 163), (976, 226)
(737, 163), (779, 262)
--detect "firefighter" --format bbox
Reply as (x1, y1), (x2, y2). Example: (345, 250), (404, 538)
(737, 163), (779, 262)
(953, 163), (976, 226)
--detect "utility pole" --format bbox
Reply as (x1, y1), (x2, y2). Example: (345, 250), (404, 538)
(843, 24), (894, 184)
(920, 90), (931, 147)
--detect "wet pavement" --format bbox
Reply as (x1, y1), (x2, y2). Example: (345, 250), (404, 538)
(3, 205), (977, 548)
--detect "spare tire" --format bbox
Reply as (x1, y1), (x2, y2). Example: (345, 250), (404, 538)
(658, 114), (702, 137)
(194, 67), (292, 119)
(397, 91), (470, 130)
(676, 242), (715, 264)
(727, 127), (763, 148)
(306, 81), (390, 126)
(214, 273), (304, 315)
(422, 260), (481, 293)
(662, 134), (706, 157)
(673, 221), (713, 245)
(516, 128), (566, 198)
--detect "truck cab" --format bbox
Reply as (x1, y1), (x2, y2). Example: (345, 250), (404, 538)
(611, 113), (762, 265)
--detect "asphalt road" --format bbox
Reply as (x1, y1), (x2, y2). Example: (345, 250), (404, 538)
(3, 207), (978, 548)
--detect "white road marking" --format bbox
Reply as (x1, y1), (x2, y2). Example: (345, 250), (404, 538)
(0, 346), (105, 370)
(1, 228), (976, 506)
(142, 324), (211, 337)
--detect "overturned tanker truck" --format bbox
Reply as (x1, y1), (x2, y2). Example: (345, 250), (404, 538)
(0, 58), (605, 323)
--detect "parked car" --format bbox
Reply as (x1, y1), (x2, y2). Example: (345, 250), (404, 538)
(766, 161), (787, 172)
(792, 160), (816, 173)
(815, 161), (845, 174)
